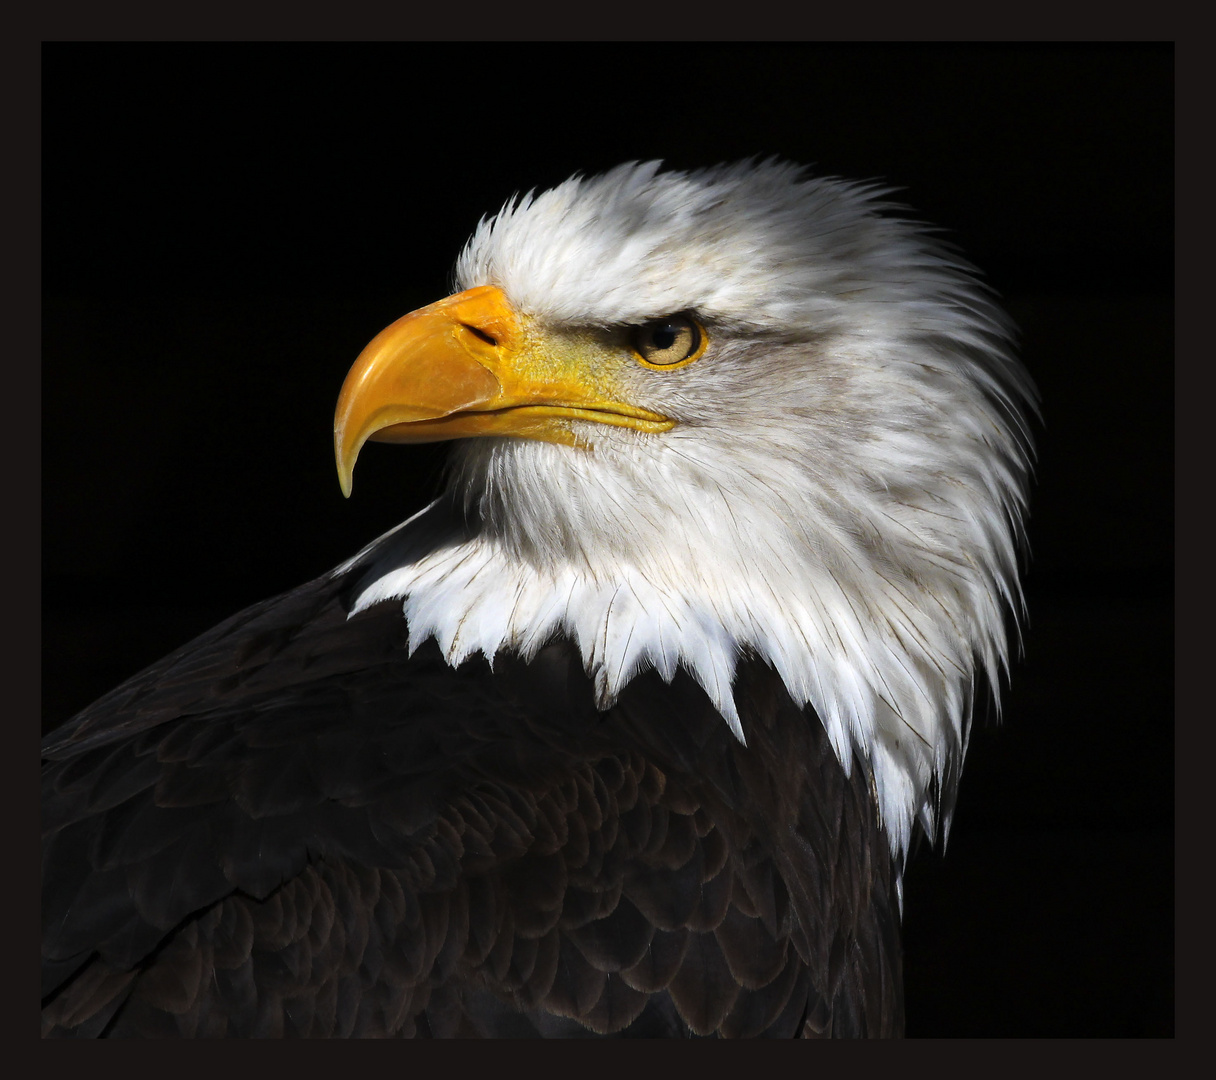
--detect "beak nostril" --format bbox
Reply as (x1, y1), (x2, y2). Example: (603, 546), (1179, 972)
(462, 324), (498, 347)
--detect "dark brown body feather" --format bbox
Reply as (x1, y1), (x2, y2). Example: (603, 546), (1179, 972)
(42, 541), (904, 1037)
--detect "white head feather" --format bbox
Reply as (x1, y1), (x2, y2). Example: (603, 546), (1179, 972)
(347, 160), (1037, 861)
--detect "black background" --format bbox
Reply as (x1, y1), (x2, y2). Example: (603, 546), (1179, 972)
(42, 43), (1173, 1037)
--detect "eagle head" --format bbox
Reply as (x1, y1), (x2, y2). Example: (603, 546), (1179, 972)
(333, 159), (1036, 858)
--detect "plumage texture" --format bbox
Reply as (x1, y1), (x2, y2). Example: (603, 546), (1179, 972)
(43, 576), (901, 1037)
(42, 160), (1034, 1037)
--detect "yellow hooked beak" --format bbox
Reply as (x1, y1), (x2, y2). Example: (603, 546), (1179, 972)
(333, 286), (673, 496)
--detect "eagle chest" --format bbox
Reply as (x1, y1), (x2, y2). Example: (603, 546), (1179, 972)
(42, 594), (903, 1037)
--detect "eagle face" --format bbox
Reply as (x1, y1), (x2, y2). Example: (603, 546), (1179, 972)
(335, 160), (1036, 857)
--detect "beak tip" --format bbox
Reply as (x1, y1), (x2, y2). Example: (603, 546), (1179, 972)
(336, 458), (354, 499)
(335, 430), (354, 499)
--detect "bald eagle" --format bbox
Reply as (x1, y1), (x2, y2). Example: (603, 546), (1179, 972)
(42, 160), (1035, 1038)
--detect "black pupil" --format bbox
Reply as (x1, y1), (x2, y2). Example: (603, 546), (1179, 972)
(651, 324), (678, 350)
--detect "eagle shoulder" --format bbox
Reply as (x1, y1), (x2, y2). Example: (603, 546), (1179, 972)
(42, 570), (901, 1037)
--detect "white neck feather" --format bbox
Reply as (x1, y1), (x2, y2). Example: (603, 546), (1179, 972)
(346, 400), (1024, 862)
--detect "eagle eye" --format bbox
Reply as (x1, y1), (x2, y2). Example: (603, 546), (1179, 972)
(631, 314), (707, 368)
